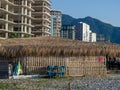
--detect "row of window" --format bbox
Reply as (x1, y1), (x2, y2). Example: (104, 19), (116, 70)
(62, 26), (75, 30)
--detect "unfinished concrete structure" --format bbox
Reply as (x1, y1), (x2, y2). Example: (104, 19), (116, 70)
(0, 0), (34, 38)
(32, 0), (51, 37)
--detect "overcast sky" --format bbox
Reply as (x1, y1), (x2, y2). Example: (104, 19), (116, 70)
(51, 0), (120, 27)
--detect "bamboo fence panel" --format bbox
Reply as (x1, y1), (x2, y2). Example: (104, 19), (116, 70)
(0, 56), (107, 76)
(66, 56), (107, 76)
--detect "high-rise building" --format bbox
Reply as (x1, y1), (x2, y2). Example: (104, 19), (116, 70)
(50, 9), (62, 37)
(90, 32), (96, 42)
(0, 0), (34, 38)
(60, 25), (75, 40)
(75, 22), (96, 42)
(32, 0), (51, 37)
(75, 22), (90, 42)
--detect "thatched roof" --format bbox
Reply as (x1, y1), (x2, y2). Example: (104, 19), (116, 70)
(0, 37), (120, 57)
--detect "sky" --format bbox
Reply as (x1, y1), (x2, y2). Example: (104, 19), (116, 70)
(51, 0), (120, 27)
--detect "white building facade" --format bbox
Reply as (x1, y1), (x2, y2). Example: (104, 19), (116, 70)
(75, 22), (96, 42)
(90, 32), (96, 42)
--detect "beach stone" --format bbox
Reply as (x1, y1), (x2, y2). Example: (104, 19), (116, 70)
(0, 75), (120, 90)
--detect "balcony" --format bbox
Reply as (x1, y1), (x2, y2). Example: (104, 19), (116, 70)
(0, 25), (5, 32)
(0, 17), (16, 25)
(42, 0), (51, 5)
(34, 24), (50, 28)
(0, 28), (13, 33)
(0, 8), (17, 16)
(33, 0), (51, 5)
(0, 18), (8, 23)
(33, 18), (50, 22)
(18, 5), (34, 11)
(28, 0), (34, 3)
(0, 15), (5, 20)
(20, 23), (34, 27)
(33, 11), (50, 16)
(4, 0), (18, 6)
(32, 6), (50, 11)
(32, 29), (50, 34)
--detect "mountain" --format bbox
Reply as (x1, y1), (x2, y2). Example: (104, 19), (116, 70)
(62, 14), (75, 25)
(62, 14), (120, 44)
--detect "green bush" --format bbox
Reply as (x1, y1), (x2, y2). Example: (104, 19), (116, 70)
(9, 32), (18, 38)
(24, 34), (30, 38)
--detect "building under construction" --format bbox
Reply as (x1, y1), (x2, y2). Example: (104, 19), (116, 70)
(0, 0), (34, 38)
(32, 0), (51, 37)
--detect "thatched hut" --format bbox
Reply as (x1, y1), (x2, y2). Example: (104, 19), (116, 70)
(0, 37), (120, 78)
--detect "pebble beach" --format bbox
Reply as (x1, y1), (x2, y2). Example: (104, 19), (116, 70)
(0, 74), (120, 90)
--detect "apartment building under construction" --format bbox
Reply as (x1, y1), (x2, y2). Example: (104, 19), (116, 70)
(0, 0), (34, 38)
(32, 0), (51, 37)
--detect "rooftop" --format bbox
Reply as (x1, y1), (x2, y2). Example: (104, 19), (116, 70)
(0, 37), (120, 57)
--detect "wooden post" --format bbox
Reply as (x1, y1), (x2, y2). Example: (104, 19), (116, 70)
(68, 81), (71, 90)
(66, 58), (69, 76)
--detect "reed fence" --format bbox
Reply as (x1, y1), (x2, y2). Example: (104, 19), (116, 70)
(5, 56), (107, 76)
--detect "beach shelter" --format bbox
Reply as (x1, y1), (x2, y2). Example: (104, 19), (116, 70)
(13, 61), (23, 75)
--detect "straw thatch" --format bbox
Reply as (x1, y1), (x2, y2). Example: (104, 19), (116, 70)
(0, 36), (120, 57)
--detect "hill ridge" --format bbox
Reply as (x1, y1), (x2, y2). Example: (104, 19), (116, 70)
(62, 14), (120, 44)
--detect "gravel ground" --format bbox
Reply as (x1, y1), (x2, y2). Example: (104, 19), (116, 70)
(0, 75), (120, 90)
